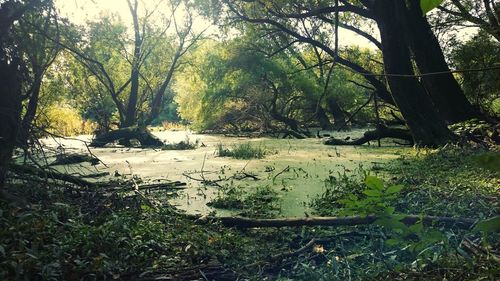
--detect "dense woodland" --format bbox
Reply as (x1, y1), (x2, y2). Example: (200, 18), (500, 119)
(0, 0), (499, 280)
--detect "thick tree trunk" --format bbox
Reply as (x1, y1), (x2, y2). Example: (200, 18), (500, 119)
(123, 0), (142, 128)
(405, 0), (478, 123)
(90, 127), (164, 148)
(312, 104), (334, 130)
(372, 0), (456, 146)
(326, 97), (347, 129)
(0, 57), (23, 187)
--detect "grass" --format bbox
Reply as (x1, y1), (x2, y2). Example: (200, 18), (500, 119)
(215, 142), (267, 159)
(304, 146), (499, 281)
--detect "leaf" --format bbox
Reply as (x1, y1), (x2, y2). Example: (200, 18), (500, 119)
(420, 0), (444, 15)
(386, 184), (403, 195)
(473, 216), (500, 233)
(364, 175), (384, 190)
(363, 189), (383, 197)
(386, 238), (400, 246)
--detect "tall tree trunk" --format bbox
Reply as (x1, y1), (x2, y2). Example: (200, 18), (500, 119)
(372, 0), (456, 146)
(123, 0), (141, 128)
(404, 0), (478, 123)
(326, 97), (346, 129)
(20, 71), (42, 144)
(0, 57), (23, 187)
(311, 103), (334, 130)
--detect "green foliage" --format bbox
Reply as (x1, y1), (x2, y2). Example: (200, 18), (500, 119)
(450, 31), (500, 116)
(473, 216), (500, 233)
(37, 104), (96, 136)
(420, 0), (444, 14)
(215, 142), (267, 159)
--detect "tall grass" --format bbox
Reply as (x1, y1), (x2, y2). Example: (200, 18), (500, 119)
(215, 142), (266, 159)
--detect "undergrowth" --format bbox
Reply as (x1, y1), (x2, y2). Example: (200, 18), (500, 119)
(1, 146), (498, 280)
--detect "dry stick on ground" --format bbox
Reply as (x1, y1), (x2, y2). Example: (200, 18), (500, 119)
(198, 215), (476, 230)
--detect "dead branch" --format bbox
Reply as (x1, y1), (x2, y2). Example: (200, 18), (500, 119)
(198, 215), (476, 229)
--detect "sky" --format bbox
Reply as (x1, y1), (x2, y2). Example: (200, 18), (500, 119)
(54, 0), (377, 49)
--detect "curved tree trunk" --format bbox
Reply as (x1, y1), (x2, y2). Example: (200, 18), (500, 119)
(404, 0), (478, 123)
(371, 0), (456, 146)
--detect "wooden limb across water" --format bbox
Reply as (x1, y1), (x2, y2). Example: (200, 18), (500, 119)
(324, 125), (413, 145)
(199, 215), (476, 230)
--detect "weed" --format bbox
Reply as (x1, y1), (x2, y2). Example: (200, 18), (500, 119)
(215, 142), (267, 159)
(162, 136), (198, 150)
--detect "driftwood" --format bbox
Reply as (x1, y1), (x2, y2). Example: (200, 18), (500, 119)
(90, 127), (163, 148)
(324, 125), (413, 145)
(199, 215), (476, 230)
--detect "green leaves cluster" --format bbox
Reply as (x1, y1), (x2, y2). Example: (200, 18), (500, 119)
(420, 0), (444, 14)
(339, 175), (403, 217)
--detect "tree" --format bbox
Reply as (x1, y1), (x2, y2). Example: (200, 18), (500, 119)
(57, 0), (205, 146)
(0, 0), (51, 187)
(217, 0), (464, 146)
(436, 0), (500, 42)
(450, 31), (500, 116)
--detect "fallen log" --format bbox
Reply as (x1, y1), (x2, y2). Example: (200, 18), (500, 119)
(90, 126), (164, 148)
(199, 215), (476, 230)
(324, 125), (413, 145)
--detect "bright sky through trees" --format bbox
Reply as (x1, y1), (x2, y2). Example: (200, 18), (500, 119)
(55, 0), (377, 48)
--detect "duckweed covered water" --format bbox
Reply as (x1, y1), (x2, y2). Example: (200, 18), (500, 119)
(39, 129), (410, 217)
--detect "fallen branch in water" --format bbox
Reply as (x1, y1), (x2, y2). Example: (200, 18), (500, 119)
(324, 125), (413, 146)
(196, 215), (476, 229)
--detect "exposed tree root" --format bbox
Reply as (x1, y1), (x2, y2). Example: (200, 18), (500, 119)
(196, 215), (476, 229)
(90, 126), (164, 148)
(324, 125), (414, 145)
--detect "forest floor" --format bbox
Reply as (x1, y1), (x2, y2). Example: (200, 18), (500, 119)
(1, 130), (499, 280)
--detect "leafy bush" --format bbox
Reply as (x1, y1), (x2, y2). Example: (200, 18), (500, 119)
(37, 104), (96, 136)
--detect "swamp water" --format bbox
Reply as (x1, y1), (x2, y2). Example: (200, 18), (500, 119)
(40, 130), (409, 217)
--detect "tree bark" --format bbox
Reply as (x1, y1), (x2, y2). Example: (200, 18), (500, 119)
(326, 97), (347, 129)
(404, 0), (478, 123)
(371, 0), (456, 146)
(0, 57), (23, 187)
(123, 0), (142, 128)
